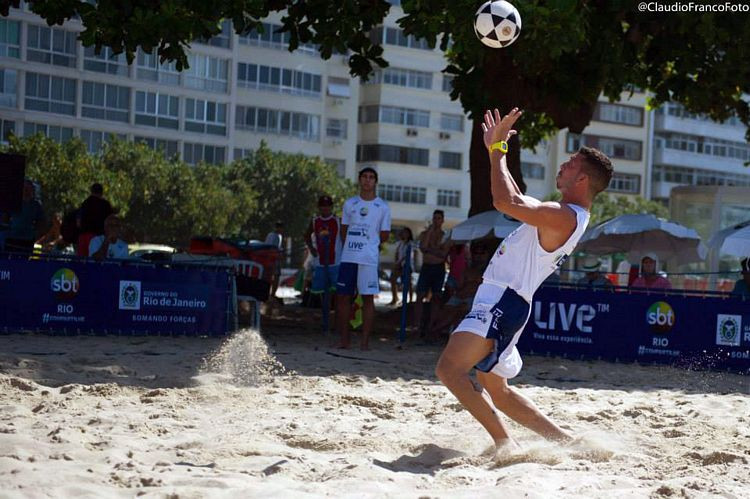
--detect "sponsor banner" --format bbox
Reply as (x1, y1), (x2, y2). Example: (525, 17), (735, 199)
(0, 257), (232, 336)
(518, 286), (750, 373)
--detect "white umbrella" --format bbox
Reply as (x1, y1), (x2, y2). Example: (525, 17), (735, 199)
(449, 210), (521, 241)
(577, 214), (707, 265)
(708, 220), (750, 258)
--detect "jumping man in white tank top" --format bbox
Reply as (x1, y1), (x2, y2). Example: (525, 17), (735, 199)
(435, 107), (614, 454)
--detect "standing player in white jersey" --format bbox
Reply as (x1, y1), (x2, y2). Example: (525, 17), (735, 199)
(336, 167), (391, 350)
(436, 108), (613, 452)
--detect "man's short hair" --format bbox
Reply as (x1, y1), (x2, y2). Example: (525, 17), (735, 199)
(433, 209), (445, 218)
(91, 183), (104, 195)
(358, 167), (378, 183)
(577, 147), (613, 196)
(741, 257), (749, 273)
(275, 221), (284, 229)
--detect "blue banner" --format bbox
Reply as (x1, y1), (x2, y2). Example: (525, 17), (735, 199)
(518, 286), (750, 373)
(0, 256), (233, 336)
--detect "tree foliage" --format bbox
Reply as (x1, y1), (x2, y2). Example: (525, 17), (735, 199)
(1, 136), (354, 247)
(4, 0), (749, 214)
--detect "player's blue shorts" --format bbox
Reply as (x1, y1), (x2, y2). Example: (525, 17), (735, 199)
(311, 264), (339, 293)
(336, 262), (379, 295)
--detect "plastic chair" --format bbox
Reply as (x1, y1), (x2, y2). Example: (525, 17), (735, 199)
(235, 259), (264, 330)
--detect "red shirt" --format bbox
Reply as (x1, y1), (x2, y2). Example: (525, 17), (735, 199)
(313, 215), (340, 266)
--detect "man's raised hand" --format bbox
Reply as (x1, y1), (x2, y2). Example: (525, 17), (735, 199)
(481, 107), (522, 151)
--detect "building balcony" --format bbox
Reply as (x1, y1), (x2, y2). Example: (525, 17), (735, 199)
(652, 148), (748, 174)
(654, 114), (746, 142)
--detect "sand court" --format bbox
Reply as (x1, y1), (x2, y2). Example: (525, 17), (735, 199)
(1, 328), (748, 497)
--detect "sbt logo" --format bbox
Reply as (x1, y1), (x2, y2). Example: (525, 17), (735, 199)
(646, 301), (675, 333)
(50, 268), (80, 300)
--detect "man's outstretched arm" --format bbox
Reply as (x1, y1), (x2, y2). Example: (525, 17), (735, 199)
(483, 108), (576, 234)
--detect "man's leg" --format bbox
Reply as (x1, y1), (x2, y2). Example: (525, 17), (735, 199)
(476, 371), (572, 442)
(360, 295), (375, 350)
(435, 332), (516, 447)
(335, 293), (351, 348)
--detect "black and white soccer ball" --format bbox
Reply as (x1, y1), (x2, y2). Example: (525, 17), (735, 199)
(474, 0), (522, 48)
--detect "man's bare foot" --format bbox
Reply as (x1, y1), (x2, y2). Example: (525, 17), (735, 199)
(493, 437), (521, 455)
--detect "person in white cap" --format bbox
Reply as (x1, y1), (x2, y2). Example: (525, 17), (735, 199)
(576, 255), (613, 289)
(631, 252), (671, 289)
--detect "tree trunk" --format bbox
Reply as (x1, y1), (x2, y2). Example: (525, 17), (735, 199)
(468, 118), (526, 217)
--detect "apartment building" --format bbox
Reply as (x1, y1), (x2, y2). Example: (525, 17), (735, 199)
(0, 3), (471, 233)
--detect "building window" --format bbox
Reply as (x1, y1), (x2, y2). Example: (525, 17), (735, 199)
(377, 184), (426, 204)
(593, 102), (643, 126)
(442, 74), (454, 93)
(26, 25), (77, 67)
(326, 118), (347, 139)
(183, 143), (225, 165)
(23, 122), (74, 143)
(359, 105), (430, 128)
(0, 19), (21, 58)
(235, 105), (321, 141)
(237, 63), (322, 97)
(197, 19), (232, 49)
(376, 26), (431, 50)
(134, 136), (179, 158)
(83, 46), (129, 75)
(234, 148), (252, 160)
(440, 113), (463, 132)
(652, 164), (750, 187)
(609, 172), (641, 194)
(368, 67), (432, 90)
(185, 98), (227, 135)
(521, 161), (545, 180)
(566, 133), (642, 161)
(437, 189), (460, 208)
(25, 73), (76, 116)
(325, 158), (346, 177)
(135, 91), (179, 129)
(439, 151), (462, 170)
(327, 76), (350, 98)
(357, 144), (429, 166)
(82, 81), (130, 123)
(136, 49), (180, 85)
(239, 22), (318, 56)
(80, 130), (124, 154)
(184, 54), (228, 93)
(0, 68), (17, 108)
(0, 118), (14, 144)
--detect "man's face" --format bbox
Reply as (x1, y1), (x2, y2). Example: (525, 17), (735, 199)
(319, 204), (332, 217)
(359, 172), (377, 192)
(432, 213), (444, 228)
(105, 220), (121, 239)
(642, 257), (656, 275)
(556, 154), (586, 192)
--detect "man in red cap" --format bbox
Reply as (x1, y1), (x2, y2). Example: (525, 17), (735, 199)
(304, 195), (342, 331)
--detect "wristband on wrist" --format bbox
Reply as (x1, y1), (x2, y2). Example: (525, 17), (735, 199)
(490, 141), (509, 154)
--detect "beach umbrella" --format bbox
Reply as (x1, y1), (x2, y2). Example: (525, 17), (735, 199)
(449, 210), (521, 241)
(707, 220), (750, 258)
(577, 214), (707, 265)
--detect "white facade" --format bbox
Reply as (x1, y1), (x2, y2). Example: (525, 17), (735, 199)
(651, 103), (750, 202)
(0, 5), (470, 233)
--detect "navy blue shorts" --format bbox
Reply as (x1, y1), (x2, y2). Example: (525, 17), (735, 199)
(417, 263), (446, 294)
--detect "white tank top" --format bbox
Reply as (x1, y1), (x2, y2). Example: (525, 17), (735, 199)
(482, 204), (590, 302)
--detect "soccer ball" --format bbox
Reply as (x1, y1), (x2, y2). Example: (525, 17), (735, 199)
(474, 0), (522, 48)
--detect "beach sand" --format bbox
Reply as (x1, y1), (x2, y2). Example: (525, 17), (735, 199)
(1, 326), (748, 498)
